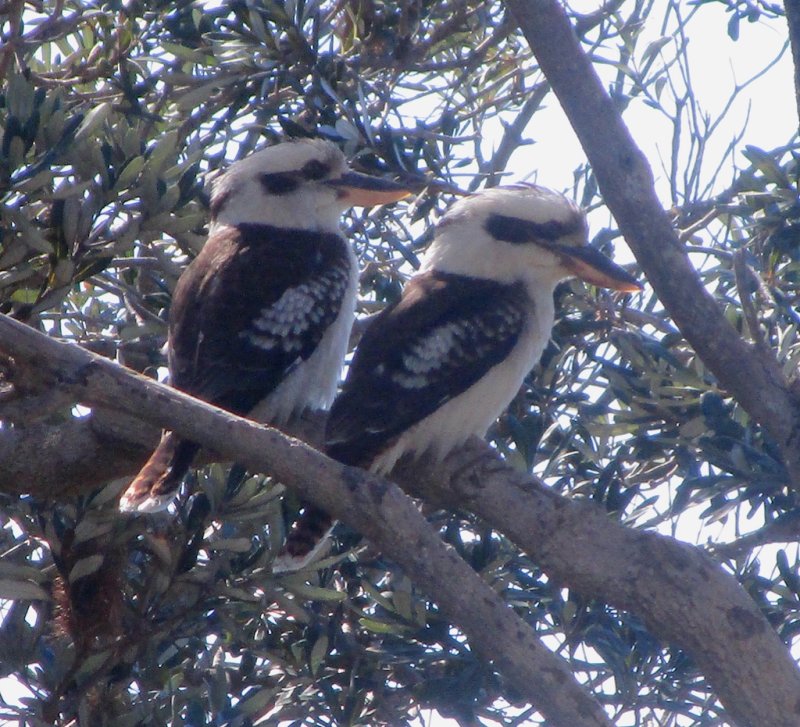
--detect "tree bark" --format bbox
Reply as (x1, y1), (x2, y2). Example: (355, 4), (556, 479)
(394, 442), (800, 727)
(784, 0), (800, 130)
(4, 313), (800, 724)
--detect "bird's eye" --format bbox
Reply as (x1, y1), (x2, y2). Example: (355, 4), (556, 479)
(301, 159), (330, 180)
(260, 172), (300, 195)
(485, 214), (531, 244)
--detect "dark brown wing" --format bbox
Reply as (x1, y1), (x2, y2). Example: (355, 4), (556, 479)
(121, 222), (353, 512)
(169, 222), (352, 415)
(325, 270), (528, 467)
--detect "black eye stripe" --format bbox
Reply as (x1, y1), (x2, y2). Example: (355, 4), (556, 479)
(484, 213), (583, 244)
(302, 159), (331, 180)
(260, 172), (300, 195)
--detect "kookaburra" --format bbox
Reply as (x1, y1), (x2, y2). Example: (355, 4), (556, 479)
(279, 183), (640, 566)
(120, 139), (410, 512)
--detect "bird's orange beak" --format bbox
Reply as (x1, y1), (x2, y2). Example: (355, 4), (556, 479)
(327, 171), (411, 207)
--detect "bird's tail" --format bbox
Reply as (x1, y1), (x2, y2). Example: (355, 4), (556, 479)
(271, 434), (379, 572)
(119, 432), (200, 512)
(272, 503), (335, 572)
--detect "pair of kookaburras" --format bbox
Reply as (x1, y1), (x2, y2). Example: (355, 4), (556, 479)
(120, 139), (639, 570)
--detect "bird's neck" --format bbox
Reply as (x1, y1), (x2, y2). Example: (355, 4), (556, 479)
(212, 191), (345, 234)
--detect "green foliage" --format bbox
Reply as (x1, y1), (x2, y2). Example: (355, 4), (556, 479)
(0, 0), (798, 724)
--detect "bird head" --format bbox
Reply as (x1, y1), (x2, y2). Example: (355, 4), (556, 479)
(422, 184), (640, 293)
(209, 139), (410, 232)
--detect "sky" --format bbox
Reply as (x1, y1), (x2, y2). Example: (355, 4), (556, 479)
(499, 2), (795, 199)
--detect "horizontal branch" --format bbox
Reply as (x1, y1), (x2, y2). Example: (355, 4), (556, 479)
(505, 0), (800, 485)
(0, 409), (155, 497)
(0, 313), (612, 727)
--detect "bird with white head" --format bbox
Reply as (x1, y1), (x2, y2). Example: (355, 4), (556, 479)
(278, 183), (640, 568)
(120, 139), (410, 513)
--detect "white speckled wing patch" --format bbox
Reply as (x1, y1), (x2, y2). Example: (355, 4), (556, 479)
(242, 265), (350, 354)
(392, 305), (522, 390)
(395, 324), (462, 388)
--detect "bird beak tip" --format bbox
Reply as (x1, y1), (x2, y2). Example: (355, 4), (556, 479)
(561, 246), (641, 292)
(581, 270), (642, 293)
(624, 280), (644, 292)
(610, 280), (643, 293)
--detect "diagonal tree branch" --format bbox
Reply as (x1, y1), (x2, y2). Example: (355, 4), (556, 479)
(3, 316), (800, 723)
(0, 313), (612, 727)
(393, 443), (800, 727)
(504, 0), (800, 486)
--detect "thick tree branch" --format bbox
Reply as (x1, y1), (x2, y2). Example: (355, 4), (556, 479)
(4, 323), (800, 724)
(0, 401), (327, 497)
(393, 443), (800, 727)
(0, 410), (154, 497)
(0, 313), (612, 727)
(785, 0), (800, 129)
(504, 0), (800, 485)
